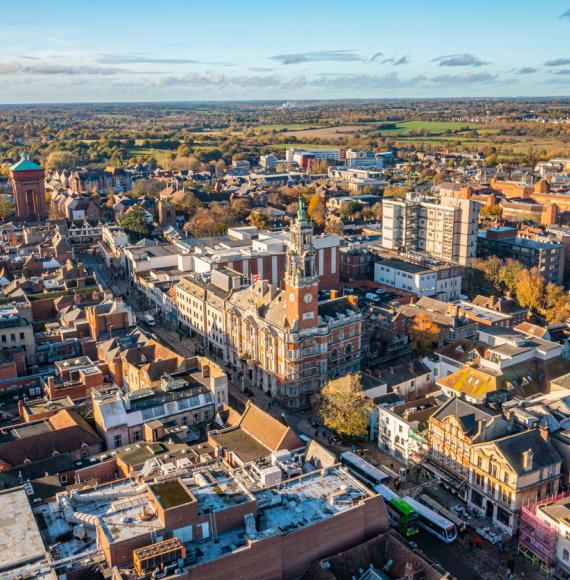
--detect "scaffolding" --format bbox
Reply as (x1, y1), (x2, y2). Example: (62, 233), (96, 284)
(518, 491), (569, 572)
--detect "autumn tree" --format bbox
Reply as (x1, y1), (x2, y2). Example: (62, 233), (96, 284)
(382, 184), (407, 199)
(249, 211), (269, 230)
(307, 158), (329, 175)
(516, 267), (545, 312)
(542, 283), (570, 325)
(409, 312), (439, 355)
(498, 259), (523, 294)
(45, 150), (77, 170)
(0, 195), (13, 221)
(324, 215), (344, 235)
(480, 204), (502, 219)
(188, 203), (236, 237)
(307, 193), (326, 228)
(313, 373), (373, 440)
(230, 198), (251, 220)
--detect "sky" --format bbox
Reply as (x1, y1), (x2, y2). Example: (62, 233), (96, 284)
(0, 0), (570, 103)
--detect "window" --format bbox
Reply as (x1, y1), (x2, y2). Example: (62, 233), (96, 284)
(60, 474), (68, 484)
(496, 506), (510, 527)
(471, 489), (483, 508)
(113, 434), (122, 448)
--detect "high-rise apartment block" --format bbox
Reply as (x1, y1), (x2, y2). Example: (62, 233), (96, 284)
(382, 195), (480, 266)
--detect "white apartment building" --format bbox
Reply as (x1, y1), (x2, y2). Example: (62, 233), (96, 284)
(382, 195), (480, 266)
(345, 149), (388, 168)
(374, 257), (462, 301)
(286, 147), (343, 165)
(377, 394), (446, 465)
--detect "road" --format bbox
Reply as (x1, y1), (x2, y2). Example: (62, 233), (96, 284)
(414, 533), (480, 580)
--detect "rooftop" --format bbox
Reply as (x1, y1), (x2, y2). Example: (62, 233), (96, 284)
(0, 487), (46, 572)
(151, 479), (194, 509)
(9, 153), (43, 172)
(212, 426), (270, 463)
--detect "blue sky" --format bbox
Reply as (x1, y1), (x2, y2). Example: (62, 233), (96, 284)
(0, 0), (570, 103)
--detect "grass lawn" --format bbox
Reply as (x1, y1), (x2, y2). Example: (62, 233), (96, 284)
(371, 120), (482, 135)
(254, 123), (317, 133)
(126, 147), (172, 162)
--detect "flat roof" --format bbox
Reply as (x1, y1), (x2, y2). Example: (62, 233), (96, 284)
(151, 480), (194, 509)
(0, 487), (46, 572)
(212, 426), (270, 463)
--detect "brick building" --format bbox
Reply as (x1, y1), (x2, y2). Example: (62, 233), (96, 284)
(9, 153), (47, 222)
(224, 201), (363, 407)
(85, 296), (136, 340)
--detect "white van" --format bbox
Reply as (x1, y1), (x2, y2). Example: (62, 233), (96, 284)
(142, 314), (156, 327)
(365, 292), (380, 302)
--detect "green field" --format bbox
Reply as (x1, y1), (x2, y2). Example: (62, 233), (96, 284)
(126, 147), (172, 162)
(373, 120), (482, 135)
(254, 123), (317, 133)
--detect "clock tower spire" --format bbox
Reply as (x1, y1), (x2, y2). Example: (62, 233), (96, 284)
(285, 196), (319, 330)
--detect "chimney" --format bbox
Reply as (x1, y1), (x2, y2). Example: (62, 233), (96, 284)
(408, 362), (414, 372)
(489, 295), (496, 309)
(522, 448), (534, 471)
(539, 424), (550, 442)
(330, 289), (338, 300)
(347, 295), (358, 307)
(447, 303), (459, 317)
(202, 364), (211, 379)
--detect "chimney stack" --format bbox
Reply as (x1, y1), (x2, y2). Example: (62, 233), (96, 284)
(522, 448), (534, 471)
(539, 424), (550, 442)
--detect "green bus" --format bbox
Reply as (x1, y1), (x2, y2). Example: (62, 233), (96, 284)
(389, 497), (420, 537)
(375, 484), (419, 537)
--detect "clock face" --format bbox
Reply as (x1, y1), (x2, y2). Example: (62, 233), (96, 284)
(289, 292), (295, 302)
(304, 293), (313, 304)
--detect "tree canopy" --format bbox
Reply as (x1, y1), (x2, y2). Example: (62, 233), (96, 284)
(313, 373), (373, 440)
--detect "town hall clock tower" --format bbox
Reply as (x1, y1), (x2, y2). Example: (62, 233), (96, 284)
(285, 197), (319, 331)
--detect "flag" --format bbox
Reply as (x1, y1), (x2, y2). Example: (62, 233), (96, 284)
(251, 274), (261, 282)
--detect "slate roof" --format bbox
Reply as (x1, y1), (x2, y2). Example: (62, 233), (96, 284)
(491, 429), (562, 475)
(432, 397), (497, 437)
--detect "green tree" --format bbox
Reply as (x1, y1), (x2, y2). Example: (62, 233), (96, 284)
(118, 205), (150, 237)
(313, 374), (373, 440)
